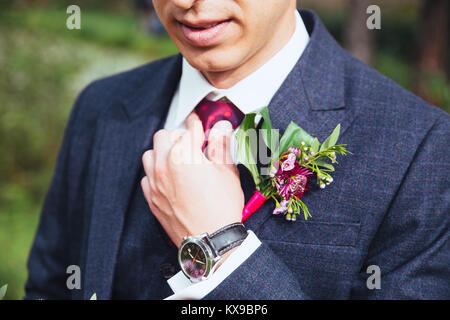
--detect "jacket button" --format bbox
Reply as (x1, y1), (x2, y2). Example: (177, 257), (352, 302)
(160, 263), (176, 279)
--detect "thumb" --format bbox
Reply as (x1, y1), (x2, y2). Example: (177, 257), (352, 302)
(207, 120), (234, 165)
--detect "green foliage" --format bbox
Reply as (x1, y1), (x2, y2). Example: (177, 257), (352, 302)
(310, 138), (320, 154)
(0, 5), (175, 300)
(237, 107), (350, 222)
(0, 7), (178, 58)
(376, 52), (414, 90)
(235, 113), (260, 186)
(0, 284), (7, 300)
(272, 123), (349, 221)
(320, 124), (340, 152)
(259, 106), (279, 152)
(422, 74), (450, 114)
(278, 122), (315, 156)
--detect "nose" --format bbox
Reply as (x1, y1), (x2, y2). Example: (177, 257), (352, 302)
(171, 0), (197, 10)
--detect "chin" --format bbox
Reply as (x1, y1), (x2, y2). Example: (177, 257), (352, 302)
(183, 46), (245, 74)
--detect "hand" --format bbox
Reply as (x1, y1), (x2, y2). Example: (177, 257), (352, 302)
(141, 113), (244, 247)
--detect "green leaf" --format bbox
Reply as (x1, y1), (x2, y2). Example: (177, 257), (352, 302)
(90, 293), (97, 300)
(315, 159), (335, 171)
(311, 138), (320, 153)
(0, 284), (8, 300)
(278, 122), (315, 156)
(258, 106), (279, 152)
(236, 113), (260, 186)
(320, 124), (341, 152)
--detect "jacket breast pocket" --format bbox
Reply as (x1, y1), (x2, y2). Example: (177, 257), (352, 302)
(255, 217), (362, 299)
(257, 217), (361, 247)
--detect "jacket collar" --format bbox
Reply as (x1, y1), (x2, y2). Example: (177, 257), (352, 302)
(122, 55), (183, 121)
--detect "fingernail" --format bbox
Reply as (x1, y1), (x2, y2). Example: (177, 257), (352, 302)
(216, 120), (232, 135)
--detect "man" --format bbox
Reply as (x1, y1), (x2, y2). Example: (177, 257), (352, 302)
(26, 1), (449, 300)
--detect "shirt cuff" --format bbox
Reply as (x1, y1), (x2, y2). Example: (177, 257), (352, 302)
(164, 230), (261, 300)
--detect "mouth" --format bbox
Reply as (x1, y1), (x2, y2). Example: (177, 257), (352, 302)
(178, 19), (232, 47)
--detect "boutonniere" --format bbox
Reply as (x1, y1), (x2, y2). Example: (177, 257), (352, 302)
(236, 107), (351, 222)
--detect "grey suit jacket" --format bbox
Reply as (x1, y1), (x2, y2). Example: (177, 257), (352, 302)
(26, 10), (449, 300)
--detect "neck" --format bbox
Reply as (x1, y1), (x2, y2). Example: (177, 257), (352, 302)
(202, 9), (297, 89)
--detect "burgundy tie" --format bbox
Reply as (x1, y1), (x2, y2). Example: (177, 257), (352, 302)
(194, 98), (245, 151)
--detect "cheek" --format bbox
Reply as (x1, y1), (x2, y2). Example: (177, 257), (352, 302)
(239, 20), (264, 51)
(152, 2), (174, 33)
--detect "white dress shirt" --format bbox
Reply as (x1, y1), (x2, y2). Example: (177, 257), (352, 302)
(164, 10), (309, 300)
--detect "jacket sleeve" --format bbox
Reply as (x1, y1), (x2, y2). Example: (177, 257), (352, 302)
(204, 242), (309, 300)
(351, 115), (450, 299)
(24, 86), (91, 300)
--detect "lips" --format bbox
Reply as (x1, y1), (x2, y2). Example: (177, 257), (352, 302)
(178, 19), (232, 47)
(185, 21), (223, 29)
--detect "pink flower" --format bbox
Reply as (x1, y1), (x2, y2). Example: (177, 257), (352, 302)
(289, 174), (308, 197)
(278, 184), (291, 199)
(272, 148), (314, 200)
(288, 147), (301, 155)
(269, 160), (280, 178)
(281, 153), (296, 171)
(273, 200), (289, 215)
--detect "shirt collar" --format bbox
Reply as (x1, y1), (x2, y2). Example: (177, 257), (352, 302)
(171, 10), (309, 129)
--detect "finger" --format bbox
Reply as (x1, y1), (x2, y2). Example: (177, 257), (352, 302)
(142, 150), (155, 179)
(172, 130), (206, 165)
(141, 175), (156, 209)
(141, 176), (163, 215)
(207, 120), (234, 165)
(153, 129), (183, 173)
(142, 150), (162, 195)
(185, 112), (205, 151)
(140, 176), (151, 204)
(142, 150), (162, 198)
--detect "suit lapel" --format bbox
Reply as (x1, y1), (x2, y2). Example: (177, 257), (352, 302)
(83, 56), (182, 300)
(244, 10), (357, 232)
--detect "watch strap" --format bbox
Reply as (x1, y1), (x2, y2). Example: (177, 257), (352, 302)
(208, 223), (248, 255)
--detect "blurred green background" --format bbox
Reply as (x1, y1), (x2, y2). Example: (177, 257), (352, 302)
(0, 0), (448, 300)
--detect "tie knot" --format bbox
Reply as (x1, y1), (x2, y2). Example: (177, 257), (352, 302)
(194, 98), (244, 134)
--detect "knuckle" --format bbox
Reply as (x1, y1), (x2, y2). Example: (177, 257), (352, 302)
(154, 129), (168, 142)
(140, 176), (148, 189)
(142, 150), (153, 163)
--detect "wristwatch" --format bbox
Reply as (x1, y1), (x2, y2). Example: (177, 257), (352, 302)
(178, 223), (248, 282)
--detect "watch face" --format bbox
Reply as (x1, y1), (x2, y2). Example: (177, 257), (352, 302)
(180, 242), (208, 280)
